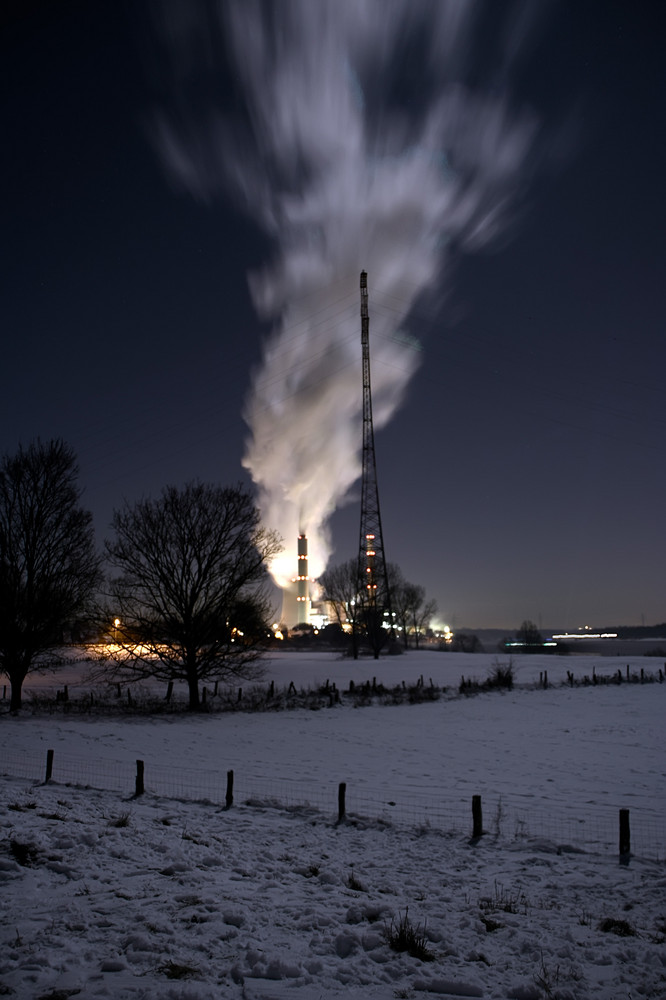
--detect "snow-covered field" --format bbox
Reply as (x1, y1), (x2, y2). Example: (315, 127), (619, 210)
(1, 650), (665, 999)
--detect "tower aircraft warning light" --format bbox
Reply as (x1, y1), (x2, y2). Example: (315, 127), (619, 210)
(357, 271), (394, 658)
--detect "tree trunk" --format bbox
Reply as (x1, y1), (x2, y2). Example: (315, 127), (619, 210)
(8, 661), (27, 712)
(186, 672), (200, 710)
(9, 678), (23, 712)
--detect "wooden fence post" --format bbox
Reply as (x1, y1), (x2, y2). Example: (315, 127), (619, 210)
(338, 782), (347, 823)
(135, 759), (144, 797)
(619, 808), (630, 863)
(165, 681), (173, 703)
(45, 749), (54, 783)
(472, 795), (483, 839)
(225, 769), (234, 809)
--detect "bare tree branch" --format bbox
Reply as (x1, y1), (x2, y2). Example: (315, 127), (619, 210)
(101, 482), (282, 709)
(0, 439), (101, 710)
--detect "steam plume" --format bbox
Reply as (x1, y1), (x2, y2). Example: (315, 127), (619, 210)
(150, 0), (540, 586)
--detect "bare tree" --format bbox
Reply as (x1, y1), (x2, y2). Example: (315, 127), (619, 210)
(507, 619), (543, 653)
(0, 440), (101, 711)
(319, 559), (435, 656)
(103, 483), (281, 709)
(318, 558), (356, 628)
(317, 558), (361, 657)
(516, 619), (542, 645)
(404, 585), (437, 649)
(390, 569), (437, 649)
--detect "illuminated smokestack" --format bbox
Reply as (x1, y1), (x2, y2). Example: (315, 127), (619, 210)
(279, 534), (312, 628)
(296, 533), (311, 624)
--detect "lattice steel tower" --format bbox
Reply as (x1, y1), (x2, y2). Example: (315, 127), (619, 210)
(357, 270), (393, 657)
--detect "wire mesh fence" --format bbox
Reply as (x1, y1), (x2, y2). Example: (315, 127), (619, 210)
(1, 746), (663, 861)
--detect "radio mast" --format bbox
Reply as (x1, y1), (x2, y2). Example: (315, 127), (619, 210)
(357, 271), (393, 657)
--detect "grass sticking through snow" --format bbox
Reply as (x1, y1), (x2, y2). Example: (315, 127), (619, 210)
(107, 812), (131, 828)
(157, 960), (198, 980)
(9, 839), (40, 867)
(384, 908), (434, 961)
(598, 917), (636, 937)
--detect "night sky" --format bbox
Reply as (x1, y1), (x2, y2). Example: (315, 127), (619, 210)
(2, 0), (665, 631)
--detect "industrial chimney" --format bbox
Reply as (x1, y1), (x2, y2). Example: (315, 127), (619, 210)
(279, 534), (312, 628)
(296, 533), (311, 624)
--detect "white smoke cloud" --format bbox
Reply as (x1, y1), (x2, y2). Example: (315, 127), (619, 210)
(149, 0), (540, 586)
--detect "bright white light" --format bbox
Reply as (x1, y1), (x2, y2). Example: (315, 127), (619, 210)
(506, 641), (557, 647)
(552, 633), (618, 640)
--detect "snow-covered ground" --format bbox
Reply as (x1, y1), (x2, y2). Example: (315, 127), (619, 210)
(1, 650), (665, 999)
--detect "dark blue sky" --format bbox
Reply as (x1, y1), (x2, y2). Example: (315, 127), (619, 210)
(2, 0), (665, 630)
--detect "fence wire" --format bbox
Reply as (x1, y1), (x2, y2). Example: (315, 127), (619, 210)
(1, 747), (663, 861)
